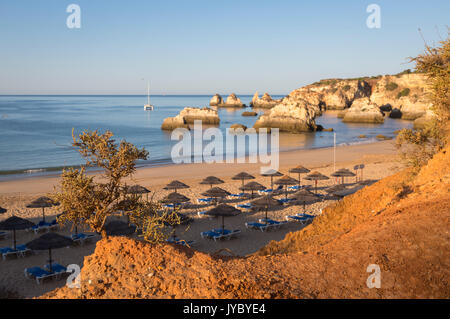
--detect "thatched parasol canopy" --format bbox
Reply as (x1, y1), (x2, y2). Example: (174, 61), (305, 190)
(163, 180), (190, 193)
(325, 184), (347, 194)
(26, 196), (59, 222)
(126, 185), (151, 195)
(289, 189), (319, 213)
(260, 169), (283, 189)
(289, 165), (310, 186)
(274, 175), (299, 199)
(251, 195), (282, 222)
(161, 192), (190, 204)
(200, 176), (225, 188)
(201, 187), (230, 199)
(331, 169), (356, 184)
(232, 172), (255, 189)
(204, 204), (241, 233)
(304, 171), (330, 193)
(0, 216), (35, 249)
(26, 233), (74, 272)
(240, 181), (266, 197)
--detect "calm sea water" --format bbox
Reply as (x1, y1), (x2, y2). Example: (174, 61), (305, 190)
(0, 95), (412, 180)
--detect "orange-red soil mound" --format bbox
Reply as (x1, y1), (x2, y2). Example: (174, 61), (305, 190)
(43, 148), (450, 299)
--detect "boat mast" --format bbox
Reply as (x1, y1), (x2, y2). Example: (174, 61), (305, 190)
(147, 81), (150, 105)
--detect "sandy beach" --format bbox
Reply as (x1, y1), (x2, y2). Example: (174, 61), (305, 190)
(0, 140), (403, 298)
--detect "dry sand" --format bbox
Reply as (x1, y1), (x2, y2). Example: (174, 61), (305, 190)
(0, 140), (404, 298)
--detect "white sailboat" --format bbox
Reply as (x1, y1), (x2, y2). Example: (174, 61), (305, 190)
(144, 81), (154, 110)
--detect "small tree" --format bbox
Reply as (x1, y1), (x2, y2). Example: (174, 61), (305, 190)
(53, 129), (149, 237)
(396, 31), (449, 169)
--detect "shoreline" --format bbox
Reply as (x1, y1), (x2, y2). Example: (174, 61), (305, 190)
(0, 139), (398, 195)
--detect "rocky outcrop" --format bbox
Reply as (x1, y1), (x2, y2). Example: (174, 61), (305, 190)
(370, 74), (431, 120)
(342, 98), (384, 124)
(242, 111), (258, 117)
(209, 94), (223, 106)
(250, 92), (280, 108)
(253, 98), (318, 133)
(413, 110), (437, 130)
(288, 79), (371, 111)
(215, 93), (245, 108)
(281, 73), (431, 120)
(228, 124), (248, 134)
(161, 107), (220, 130)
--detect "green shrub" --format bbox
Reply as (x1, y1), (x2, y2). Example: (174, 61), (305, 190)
(396, 88), (410, 99)
(342, 85), (351, 92)
(385, 82), (399, 91)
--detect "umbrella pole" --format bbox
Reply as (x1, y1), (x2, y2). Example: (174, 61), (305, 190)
(265, 207), (268, 224)
(222, 216), (225, 234)
(285, 186), (288, 200)
(42, 207), (45, 222)
(270, 176), (274, 190)
(48, 248), (53, 273)
(303, 201), (306, 214)
(315, 181), (318, 194)
(13, 229), (17, 250)
(298, 173), (301, 186)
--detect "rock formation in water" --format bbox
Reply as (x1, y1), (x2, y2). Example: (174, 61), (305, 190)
(221, 93), (245, 107)
(209, 94), (223, 106)
(161, 107), (220, 130)
(253, 98), (319, 133)
(342, 97), (384, 124)
(250, 92), (280, 108)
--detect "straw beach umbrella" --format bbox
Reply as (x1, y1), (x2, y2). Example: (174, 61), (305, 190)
(304, 171), (329, 194)
(289, 165), (310, 186)
(161, 192), (190, 208)
(126, 185), (151, 201)
(260, 169), (283, 190)
(331, 169), (356, 184)
(164, 180), (190, 193)
(231, 172), (255, 190)
(200, 176), (225, 189)
(26, 233), (73, 273)
(26, 196), (59, 222)
(274, 175), (298, 199)
(0, 206), (7, 215)
(325, 184), (347, 194)
(289, 189), (318, 213)
(104, 220), (137, 237)
(201, 187), (231, 204)
(239, 181), (266, 198)
(0, 216), (35, 250)
(251, 195), (282, 224)
(204, 204), (241, 234)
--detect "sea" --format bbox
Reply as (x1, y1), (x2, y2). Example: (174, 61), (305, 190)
(0, 95), (412, 180)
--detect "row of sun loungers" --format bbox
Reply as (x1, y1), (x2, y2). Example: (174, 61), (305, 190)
(1, 232), (96, 261)
(27, 219), (59, 234)
(166, 237), (196, 246)
(24, 263), (68, 284)
(200, 229), (241, 241)
(1, 244), (32, 260)
(245, 219), (288, 232)
(285, 213), (316, 225)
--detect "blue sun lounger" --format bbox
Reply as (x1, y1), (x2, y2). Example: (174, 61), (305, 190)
(71, 233), (95, 245)
(197, 198), (214, 204)
(227, 193), (245, 199)
(235, 203), (252, 211)
(245, 222), (270, 232)
(44, 263), (67, 276)
(24, 267), (56, 284)
(0, 232), (6, 240)
(258, 218), (288, 229)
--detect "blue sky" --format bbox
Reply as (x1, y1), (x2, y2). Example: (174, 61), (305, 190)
(0, 0), (448, 95)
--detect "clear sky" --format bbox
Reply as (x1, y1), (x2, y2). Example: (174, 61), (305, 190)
(0, 0), (448, 95)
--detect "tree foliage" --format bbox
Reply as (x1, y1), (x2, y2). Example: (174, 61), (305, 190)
(53, 129), (150, 237)
(396, 31), (450, 169)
